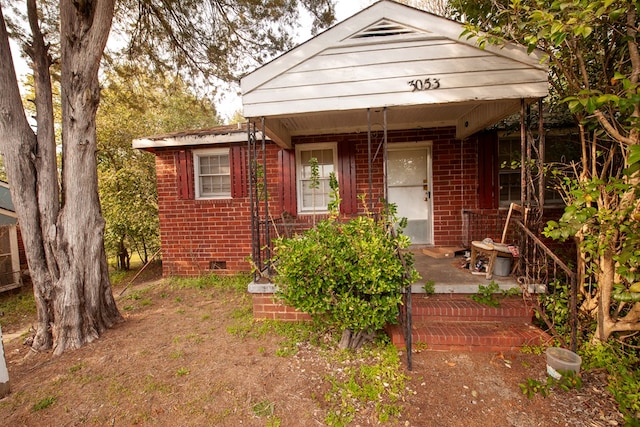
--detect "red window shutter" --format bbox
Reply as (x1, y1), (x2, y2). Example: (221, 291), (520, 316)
(477, 131), (498, 209)
(278, 149), (297, 214)
(175, 149), (194, 200)
(338, 141), (357, 214)
(231, 145), (247, 198)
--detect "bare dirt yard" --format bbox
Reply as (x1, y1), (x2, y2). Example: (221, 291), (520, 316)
(0, 266), (625, 426)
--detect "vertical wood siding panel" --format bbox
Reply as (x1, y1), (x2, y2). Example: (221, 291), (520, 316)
(279, 149), (296, 214)
(477, 131), (498, 209)
(338, 141), (357, 214)
(175, 150), (194, 200)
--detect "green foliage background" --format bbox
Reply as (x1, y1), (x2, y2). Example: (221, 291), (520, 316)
(96, 65), (221, 266)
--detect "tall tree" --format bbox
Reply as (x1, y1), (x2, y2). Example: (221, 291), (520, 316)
(111, 0), (335, 96)
(0, 0), (121, 355)
(0, 0), (335, 355)
(452, 0), (640, 343)
(399, 0), (452, 17)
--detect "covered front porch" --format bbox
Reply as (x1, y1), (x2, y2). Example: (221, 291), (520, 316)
(410, 248), (518, 294)
(242, 1), (560, 355)
(241, 1), (548, 278)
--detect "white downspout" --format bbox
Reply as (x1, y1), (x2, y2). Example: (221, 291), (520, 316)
(0, 324), (10, 398)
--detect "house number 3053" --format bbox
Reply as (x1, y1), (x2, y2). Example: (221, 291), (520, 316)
(408, 78), (441, 91)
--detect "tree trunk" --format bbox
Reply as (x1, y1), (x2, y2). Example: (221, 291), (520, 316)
(0, 3), (56, 351)
(52, 0), (122, 355)
(26, 0), (61, 351)
(117, 237), (129, 271)
(338, 329), (375, 350)
(142, 237), (149, 265)
(0, 1), (122, 356)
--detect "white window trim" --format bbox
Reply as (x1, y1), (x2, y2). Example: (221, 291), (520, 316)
(295, 142), (338, 214)
(193, 148), (231, 200)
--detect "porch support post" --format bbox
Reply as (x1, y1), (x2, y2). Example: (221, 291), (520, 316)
(383, 107), (388, 202)
(367, 108), (373, 211)
(526, 103), (533, 207)
(248, 119), (268, 279)
(261, 116), (270, 271)
(520, 99), (527, 208)
(537, 97), (545, 216)
(248, 120), (259, 280)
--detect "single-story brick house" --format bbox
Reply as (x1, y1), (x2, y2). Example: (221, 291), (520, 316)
(133, 0), (551, 281)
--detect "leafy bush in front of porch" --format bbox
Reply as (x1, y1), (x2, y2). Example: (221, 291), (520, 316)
(273, 189), (419, 350)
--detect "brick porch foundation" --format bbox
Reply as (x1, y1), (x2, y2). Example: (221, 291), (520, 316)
(249, 289), (551, 352)
(251, 293), (312, 321)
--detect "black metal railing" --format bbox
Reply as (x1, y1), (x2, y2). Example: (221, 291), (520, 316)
(388, 224), (414, 371)
(400, 285), (412, 370)
(248, 119), (272, 279)
(515, 220), (578, 351)
(463, 208), (578, 351)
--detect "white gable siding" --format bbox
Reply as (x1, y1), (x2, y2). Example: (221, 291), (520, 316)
(241, 0), (548, 143)
(243, 26), (547, 118)
(245, 40), (546, 115)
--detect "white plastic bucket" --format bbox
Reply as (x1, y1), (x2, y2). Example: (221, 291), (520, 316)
(546, 347), (581, 379)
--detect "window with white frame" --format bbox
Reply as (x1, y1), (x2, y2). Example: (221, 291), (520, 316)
(498, 134), (581, 207)
(296, 143), (337, 213)
(194, 148), (231, 199)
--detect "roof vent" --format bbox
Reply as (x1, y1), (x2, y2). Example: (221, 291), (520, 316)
(350, 19), (421, 39)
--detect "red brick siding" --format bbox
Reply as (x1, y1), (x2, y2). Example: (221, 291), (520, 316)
(154, 126), (483, 276)
(293, 127), (480, 246)
(155, 144), (282, 277)
(252, 294), (312, 321)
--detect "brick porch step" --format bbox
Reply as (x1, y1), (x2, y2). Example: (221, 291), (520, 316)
(387, 294), (550, 352)
(411, 294), (534, 323)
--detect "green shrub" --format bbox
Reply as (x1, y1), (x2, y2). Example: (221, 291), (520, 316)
(536, 278), (571, 338)
(274, 183), (419, 349)
(581, 341), (640, 423)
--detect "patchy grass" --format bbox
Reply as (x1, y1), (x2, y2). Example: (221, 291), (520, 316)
(167, 273), (250, 293)
(1, 271), (620, 426)
(32, 396), (57, 412)
(226, 307), (254, 337)
(323, 342), (410, 426)
(0, 287), (36, 330)
(176, 368), (190, 377)
(252, 399), (275, 417)
(121, 287), (154, 311)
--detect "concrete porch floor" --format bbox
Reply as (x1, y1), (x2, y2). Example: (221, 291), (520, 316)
(409, 247), (519, 294)
(248, 247), (524, 296)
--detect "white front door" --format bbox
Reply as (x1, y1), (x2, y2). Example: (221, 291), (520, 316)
(387, 144), (433, 245)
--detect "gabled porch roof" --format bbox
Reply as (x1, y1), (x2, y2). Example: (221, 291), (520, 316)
(240, 0), (548, 147)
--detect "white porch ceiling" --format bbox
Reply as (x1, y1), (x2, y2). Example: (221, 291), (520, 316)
(261, 99), (529, 148)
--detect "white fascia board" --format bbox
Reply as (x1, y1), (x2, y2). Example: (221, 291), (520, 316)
(0, 208), (16, 219)
(132, 132), (265, 149)
(243, 82), (549, 118)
